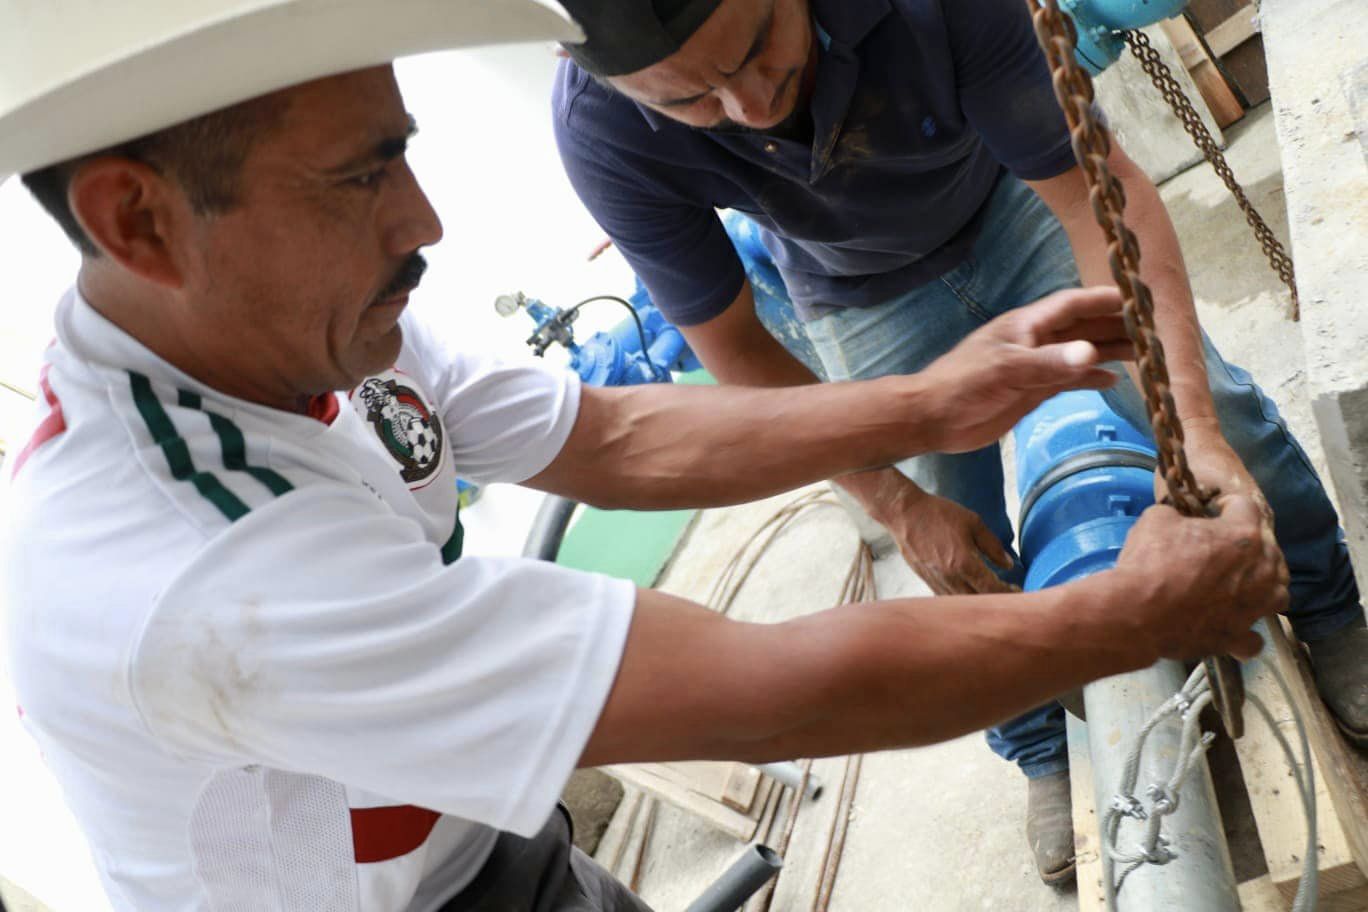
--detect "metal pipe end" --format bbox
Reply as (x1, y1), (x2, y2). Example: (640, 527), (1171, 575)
(751, 844), (783, 871)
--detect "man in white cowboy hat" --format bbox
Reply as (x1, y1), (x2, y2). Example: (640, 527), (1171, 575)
(1, 1), (1287, 910)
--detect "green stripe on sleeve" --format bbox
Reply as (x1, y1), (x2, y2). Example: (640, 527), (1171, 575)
(176, 389), (294, 497)
(440, 509), (464, 565)
(129, 372), (250, 522)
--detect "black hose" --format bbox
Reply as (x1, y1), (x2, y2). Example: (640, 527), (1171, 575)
(522, 494), (580, 562)
(567, 295), (665, 380)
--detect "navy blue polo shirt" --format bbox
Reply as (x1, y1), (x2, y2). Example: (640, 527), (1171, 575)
(552, 0), (1078, 325)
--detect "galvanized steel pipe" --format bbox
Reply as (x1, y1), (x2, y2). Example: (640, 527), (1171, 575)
(684, 844), (783, 912)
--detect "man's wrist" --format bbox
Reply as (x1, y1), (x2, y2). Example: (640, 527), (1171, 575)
(1179, 416), (1234, 464)
(887, 373), (941, 454)
(835, 465), (925, 529)
(1054, 569), (1160, 675)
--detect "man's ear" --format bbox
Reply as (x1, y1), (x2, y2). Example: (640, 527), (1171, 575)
(67, 158), (190, 289)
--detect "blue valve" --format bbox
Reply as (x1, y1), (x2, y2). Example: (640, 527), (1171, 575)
(1054, 0), (1190, 74)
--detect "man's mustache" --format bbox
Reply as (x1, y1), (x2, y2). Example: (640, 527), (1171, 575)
(377, 253), (427, 301)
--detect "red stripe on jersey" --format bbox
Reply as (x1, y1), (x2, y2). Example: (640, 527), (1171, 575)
(307, 392), (340, 426)
(11, 366), (66, 478)
(350, 805), (441, 863)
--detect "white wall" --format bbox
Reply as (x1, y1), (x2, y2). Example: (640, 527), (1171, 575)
(0, 42), (636, 910)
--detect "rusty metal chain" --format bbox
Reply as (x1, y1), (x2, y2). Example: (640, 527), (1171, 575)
(1124, 28), (1300, 320)
(1026, 0), (1246, 739)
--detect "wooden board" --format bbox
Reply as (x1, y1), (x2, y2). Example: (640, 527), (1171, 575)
(1160, 16), (1246, 128)
(721, 763), (763, 812)
(605, 762), (771, 842)
(1066, 713), (1107, 912)
(1205, 9), (1260, 59)
(1184, 2), (1270, 106)
(1219, 38), (1272, 108)
(1265, 620), (1368, 888)
(1185, 0), (1252, 36)
(1234, 624), (1368, 907)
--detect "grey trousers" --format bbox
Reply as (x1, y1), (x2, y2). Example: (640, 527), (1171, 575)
(439, 806), (654, 912)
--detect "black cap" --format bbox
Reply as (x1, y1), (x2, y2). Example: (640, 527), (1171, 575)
(558, 0), (726, 77)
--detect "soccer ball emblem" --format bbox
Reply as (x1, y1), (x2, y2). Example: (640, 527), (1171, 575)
(358, 376), (445, 484)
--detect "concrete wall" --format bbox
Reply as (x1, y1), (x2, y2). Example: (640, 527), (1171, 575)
(1262, 0), (1368, 599)
(1094, 25), (1223, 184)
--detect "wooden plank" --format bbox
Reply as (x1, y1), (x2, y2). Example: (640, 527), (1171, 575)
(1159, 17), (1246, 128)
(721, 763), (762, 813)
(1238, 874), (1288, 912)
(1183, 1), (1270, 105)
(1234, 628), (1368, 905)
(1243, 873), (1368, 912)
(1186, 0), (1250, 34)
(1219, 37), (1271, 107)
(636, 761), (733, 799)
(620, 760), (760, 812)
(1205, 8), (1260, 59)
(605, 765), (762, 841)
(1266, 619), (1368, 884)
(1066, 713), (1107, 912)
(1164, 17), (1208, 70)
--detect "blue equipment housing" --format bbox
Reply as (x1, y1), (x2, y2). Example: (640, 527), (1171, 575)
(507, 286), (701, 388)
(721, 213), (825, 377)
(1014, 390), (1158, 590)
(510, 215), (816, 387)
(1056, 0), (1189, 73)
(575, 286), (701, 387)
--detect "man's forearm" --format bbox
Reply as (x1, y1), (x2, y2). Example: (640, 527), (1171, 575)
(543, 376), (932, 510)
(582, 569), (1146, 766)
(650, 286), (923, 521)
(755, 571), (1141, 757)
(536, 284), (927, 511)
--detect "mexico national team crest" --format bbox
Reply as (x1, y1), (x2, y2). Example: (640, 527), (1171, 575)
(356, 372), (445, 484)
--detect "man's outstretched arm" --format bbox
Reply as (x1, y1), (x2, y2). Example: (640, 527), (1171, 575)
(580, 495), (1287, 767)
(528, 286), (1133, 510)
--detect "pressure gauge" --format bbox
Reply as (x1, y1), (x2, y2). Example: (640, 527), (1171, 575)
(494, 293), (524, 317)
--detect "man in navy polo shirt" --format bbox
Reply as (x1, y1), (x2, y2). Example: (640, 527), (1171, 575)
(550, 0), (1368, 885)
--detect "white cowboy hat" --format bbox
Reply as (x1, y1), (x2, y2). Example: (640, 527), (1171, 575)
(0, 0), (582, 180)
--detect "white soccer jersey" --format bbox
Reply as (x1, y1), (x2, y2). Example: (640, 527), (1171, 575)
(2, 289), (635, 912)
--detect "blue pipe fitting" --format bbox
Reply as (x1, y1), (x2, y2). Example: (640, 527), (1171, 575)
(721, 212), (825, 377)
(1068, 0), (1189, 33)
(567, 284), (702, 386)
(1054, 0), (1190, 74)
(1014, 391), (1158, 590)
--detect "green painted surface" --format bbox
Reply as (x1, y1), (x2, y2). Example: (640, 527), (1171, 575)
(555, 506), (698, 587)
(555, 369), (712, 585)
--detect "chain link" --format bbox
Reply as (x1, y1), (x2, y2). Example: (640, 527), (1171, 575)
(1028, 1), (1209, 516)
(1124, 29), (1300, 320)
(1025, 0), (1245, 738)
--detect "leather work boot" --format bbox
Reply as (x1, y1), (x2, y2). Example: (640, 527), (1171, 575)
(1307, 616), (1368, 748)
(1026, 770), (1076, 885)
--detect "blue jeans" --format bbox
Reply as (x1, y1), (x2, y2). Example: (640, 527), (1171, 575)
(802, 173), (1363, 779)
